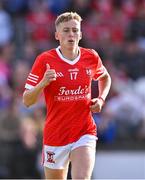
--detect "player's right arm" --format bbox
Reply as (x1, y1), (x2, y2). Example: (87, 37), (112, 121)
(23, 64), (56, 107)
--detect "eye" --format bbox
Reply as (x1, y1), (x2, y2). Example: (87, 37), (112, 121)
(63, 29), (69, 32)
(73, 29), (79, 33)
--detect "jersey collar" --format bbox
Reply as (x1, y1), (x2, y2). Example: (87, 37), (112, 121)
(56, 46), (81, 65)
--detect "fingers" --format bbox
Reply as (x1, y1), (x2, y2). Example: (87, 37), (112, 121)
(40, 63), (57, 88)
(46, 71), (56, 81)
(45, 70), (56, 80)
(90, 104), (102, 113)
(46, 64), (55, 75)
(90, 98), (102, 113)
(90, 98), (97, 105)
(46, 63), (50, 70)
(45, 64), (57, 82)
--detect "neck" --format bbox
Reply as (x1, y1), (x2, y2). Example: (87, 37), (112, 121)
(59, 46), (79, 61)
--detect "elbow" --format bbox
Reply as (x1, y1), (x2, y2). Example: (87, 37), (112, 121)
(22, 97), (31, 108)
(99, 72), (111, 82)
(22, 91), (32, 108)
(23, 102), (30, 108)
(106, 72), (111, 83)
(99, 72), (112, 89)
(106, 73), (112, 87)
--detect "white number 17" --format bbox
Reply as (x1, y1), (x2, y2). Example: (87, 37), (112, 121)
(70, 72), (78, 80)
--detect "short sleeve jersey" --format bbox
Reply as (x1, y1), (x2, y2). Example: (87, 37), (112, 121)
(25, 47), (107, 146)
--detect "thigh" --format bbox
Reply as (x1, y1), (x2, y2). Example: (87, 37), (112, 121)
(43, 144), (70, 179)
(70, 146), (96, 179)
(43, 144), (70, 169)
(44, 167), (68, 179)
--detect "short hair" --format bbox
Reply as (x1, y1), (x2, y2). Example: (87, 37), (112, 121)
(55, 12), (82, 28)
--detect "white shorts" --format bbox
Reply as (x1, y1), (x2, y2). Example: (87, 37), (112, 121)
(43, 134), (97, 169)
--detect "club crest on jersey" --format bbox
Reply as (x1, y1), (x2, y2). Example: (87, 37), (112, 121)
(46, 151), (55, 163)
(86, 68), (92, 76)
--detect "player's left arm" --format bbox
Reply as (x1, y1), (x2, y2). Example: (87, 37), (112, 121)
(90, 70), (111, 113)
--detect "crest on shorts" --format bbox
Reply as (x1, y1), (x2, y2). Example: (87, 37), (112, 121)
(46, 151), (55, 163)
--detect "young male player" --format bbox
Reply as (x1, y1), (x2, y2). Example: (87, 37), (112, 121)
(23, 12), (111, 179)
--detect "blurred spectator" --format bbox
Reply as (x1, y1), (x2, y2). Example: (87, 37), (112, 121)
(121, 0), (137, 19)
(0, 99), (21, 178)
(113, 40), (145, 80)
(93, 112), (117, 143)
(110, 9), (129, 45)
(47, 0), (72, 15)
(102, 88), (143, 140)
(0, 44), (13, 109)
(70, 0), (91, 17)
(11, 60), (30, 95)
(3, 0), (28, 16)
(126, 0), (145, 41)
(25, 0), (56, 50)
(82, 10), (103, 48)
(23, 39), (39, 65)
(92, 0), (113, 18)
(10, 116), (42, 179)
(0, 2), (13, 46)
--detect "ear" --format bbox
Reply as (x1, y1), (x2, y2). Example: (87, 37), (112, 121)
(55, 32), (59, 40)
(79, 31), (82, 40)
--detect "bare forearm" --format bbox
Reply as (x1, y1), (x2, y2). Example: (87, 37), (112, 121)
(98, 72), (111, 100)
(90, 73), (111, 113)
(23, 82), (44, 107)
(23, 65), (57, 107)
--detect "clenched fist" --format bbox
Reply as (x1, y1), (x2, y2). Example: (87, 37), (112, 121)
(40, 64), (57, 88)
(90, 97), (104, 113)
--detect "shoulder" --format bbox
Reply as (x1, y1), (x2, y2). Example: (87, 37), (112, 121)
(80, 47), (99, 58)
(80, 47), (101, 64)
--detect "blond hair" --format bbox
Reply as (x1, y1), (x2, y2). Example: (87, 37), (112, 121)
(55, 12), (82, 28)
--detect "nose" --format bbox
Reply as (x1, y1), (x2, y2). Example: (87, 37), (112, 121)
(68, 30), (74, 36)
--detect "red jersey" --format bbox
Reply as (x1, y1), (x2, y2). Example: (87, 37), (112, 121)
(25, 47), (106, 146)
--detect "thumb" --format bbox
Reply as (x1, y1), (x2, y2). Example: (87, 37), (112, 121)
(46, 63), (50, 70)
(90, 98), (97, 105)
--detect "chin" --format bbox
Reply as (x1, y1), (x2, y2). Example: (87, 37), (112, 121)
(67, 44), (75, 48)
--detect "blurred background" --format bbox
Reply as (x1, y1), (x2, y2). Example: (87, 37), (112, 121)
(0, 0), (145, 179)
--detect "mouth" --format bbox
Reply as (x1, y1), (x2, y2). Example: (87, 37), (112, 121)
(68, 40), (75, 43)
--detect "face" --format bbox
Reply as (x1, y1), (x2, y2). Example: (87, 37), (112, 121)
(55, 19), (82, 50)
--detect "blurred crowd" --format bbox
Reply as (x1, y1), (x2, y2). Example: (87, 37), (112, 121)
(0, 0), (145, 178)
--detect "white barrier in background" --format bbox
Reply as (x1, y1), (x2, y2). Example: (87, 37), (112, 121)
(92, 151), (145, 179)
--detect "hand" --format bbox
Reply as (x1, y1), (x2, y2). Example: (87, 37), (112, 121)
(40, 64), (56, 88)
(90, 98), (104, 113)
